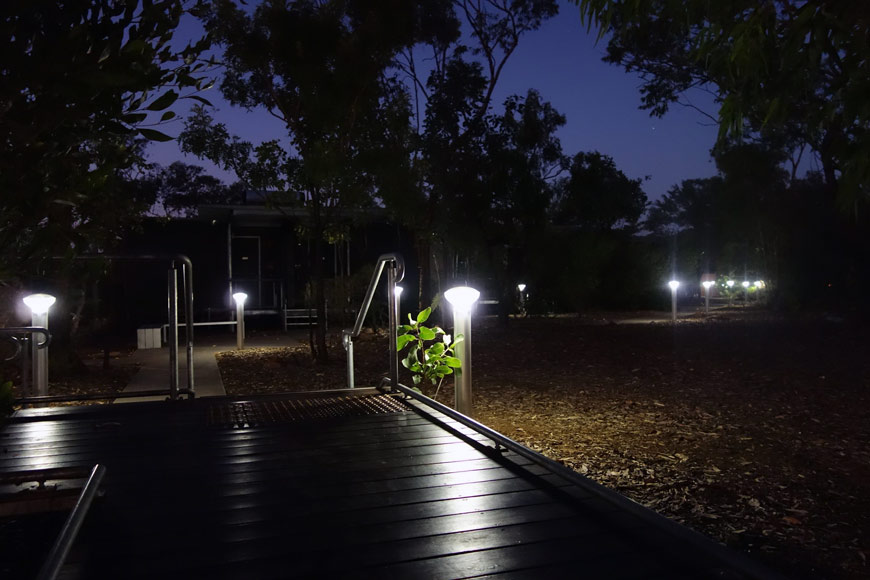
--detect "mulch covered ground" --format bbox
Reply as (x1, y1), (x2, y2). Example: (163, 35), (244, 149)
(215, 309), (870, 580)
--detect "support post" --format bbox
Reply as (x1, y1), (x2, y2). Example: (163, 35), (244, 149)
(343, 330), (355, 389)
(31, 311), (49, 397)
(168, 267), (179, 400)
(23, 294), (55, 397)
(387, 263), (399, 392)
(445, 287), (480, 417)
(233, 292), (247, 350)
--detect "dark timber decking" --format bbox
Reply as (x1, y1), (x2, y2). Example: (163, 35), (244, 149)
(1, 390), (780, 579)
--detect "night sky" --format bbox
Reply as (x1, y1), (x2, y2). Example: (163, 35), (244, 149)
(148, 2), (726, 201)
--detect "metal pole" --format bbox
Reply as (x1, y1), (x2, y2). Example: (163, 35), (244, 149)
(387, 263), (399, 392)
(168, 267), (179, 400)
(36, 464), (106, 580)
(21, 336), (30, 397)
(31, 312), (49, 396)
(181, 260), (194, 397)
(452, 308), (473, 417)
(343, 330), (355, 389)
(705, 287), (710, 313)
(235, 300), (245, 349)
(671, 289), (677, 323)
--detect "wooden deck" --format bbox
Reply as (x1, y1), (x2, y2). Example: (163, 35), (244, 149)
(0, 390), (780, 579)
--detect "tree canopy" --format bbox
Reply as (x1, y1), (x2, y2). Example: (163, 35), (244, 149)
(575, 0), (870, 209)
(0, 0), (212, 279)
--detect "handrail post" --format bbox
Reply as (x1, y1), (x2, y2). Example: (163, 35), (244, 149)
(387, 262), (399, 392)
(342, 253), (404, 390)
(343, 330), (354, 389)
(168, 267), (179, 400)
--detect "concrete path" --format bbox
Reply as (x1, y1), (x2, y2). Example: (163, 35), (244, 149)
(121, 329), (308, 403)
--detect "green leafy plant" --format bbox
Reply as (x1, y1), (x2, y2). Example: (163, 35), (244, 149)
(397, 306), (462, 395)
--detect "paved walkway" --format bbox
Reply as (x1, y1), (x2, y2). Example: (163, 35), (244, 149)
(121, 329), (308, 402)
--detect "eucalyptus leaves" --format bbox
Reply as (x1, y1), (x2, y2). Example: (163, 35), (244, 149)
(397, 306), (462, 391)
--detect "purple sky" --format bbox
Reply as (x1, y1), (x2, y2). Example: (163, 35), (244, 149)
(148, 3), (722, 201)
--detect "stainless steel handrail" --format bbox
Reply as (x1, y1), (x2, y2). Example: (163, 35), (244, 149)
(1, 327), (52, 395)
(45, 253), (194, 400)
(36, 464), (106, 580)
(342, 253), (404, 389)
(0, 327), (51, 350)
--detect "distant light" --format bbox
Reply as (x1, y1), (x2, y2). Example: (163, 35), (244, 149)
(668, 280), (680, 291)
(702, 281), (715, 289)
(23, 293), (56, 315)
(445, 286), (480, 313)
(232, 292), (247, 305)
(517, 283), (527, 292)
(754, 280), (763, 288)
(726, 280), (735, 288)
(741, 281), (750, 288)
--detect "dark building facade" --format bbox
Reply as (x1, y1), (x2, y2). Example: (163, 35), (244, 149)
(116, 204), (414, 330)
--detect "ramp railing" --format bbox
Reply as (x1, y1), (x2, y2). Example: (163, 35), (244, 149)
(342, 253), (404, 389)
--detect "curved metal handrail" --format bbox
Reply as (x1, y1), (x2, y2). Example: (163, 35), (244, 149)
(342, 253), (404, 389)
(0, 327), (52, 360)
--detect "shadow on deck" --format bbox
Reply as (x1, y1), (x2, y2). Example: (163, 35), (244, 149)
(1, 389), (782, 579)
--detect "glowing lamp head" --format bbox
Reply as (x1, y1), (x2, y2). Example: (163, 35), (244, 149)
(668, 280), (680, 291)
(726, 280), (735, 288)
(702, 281), (715, 289)
(232, 292), (248, 306)
(395, 285), (404, 298)
(444, 286), (480, 314)
(23, 293), (56, 315)
(754, 280), (763, 288)
(741, 281), (750, 288)
(517, 283), (527, 292)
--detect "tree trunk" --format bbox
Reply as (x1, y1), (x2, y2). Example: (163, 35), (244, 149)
(416, 234), (431, 312)
(311, 210), (329, 363)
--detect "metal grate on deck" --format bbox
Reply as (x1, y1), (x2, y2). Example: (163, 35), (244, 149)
(206, 393), (410, 428)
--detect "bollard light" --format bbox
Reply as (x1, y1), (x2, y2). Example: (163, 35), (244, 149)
(445, 286), (480, 417)
(517, 283), (527, 315)
(232, 292), (247, 350)
(668, 281), (680, 323)
(702, 280), (715, 313)
(23, 293), (56, 396)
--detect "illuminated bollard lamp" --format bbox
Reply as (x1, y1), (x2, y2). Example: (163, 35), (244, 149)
(23, 293), (56, 396)
(702, 280), (715, 313)
(444, 286), (480, 417)
(232, 292), (247, 350)
(668, 280), (680, 323)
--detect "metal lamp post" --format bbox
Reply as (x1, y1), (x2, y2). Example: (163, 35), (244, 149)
(702, 280), (715, 313)
(232, 292), (247, 350)
(23, 293), (56, 396)
(444, 286), (480, 417)
(726, 280), (735, 306)
(668, 281), (680, 322)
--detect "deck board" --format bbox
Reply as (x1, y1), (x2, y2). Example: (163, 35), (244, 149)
(1, 393), (775, 579)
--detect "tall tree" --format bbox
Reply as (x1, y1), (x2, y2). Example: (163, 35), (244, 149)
(575, 0), (870, 210)
(552, 151), (647, 232)
(183, 0), (417, 361)
(0, 0), (212, 281)
(145, 162), (244, 216)
(479, 89), (566, 321)
(389, 0), (559, 308)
